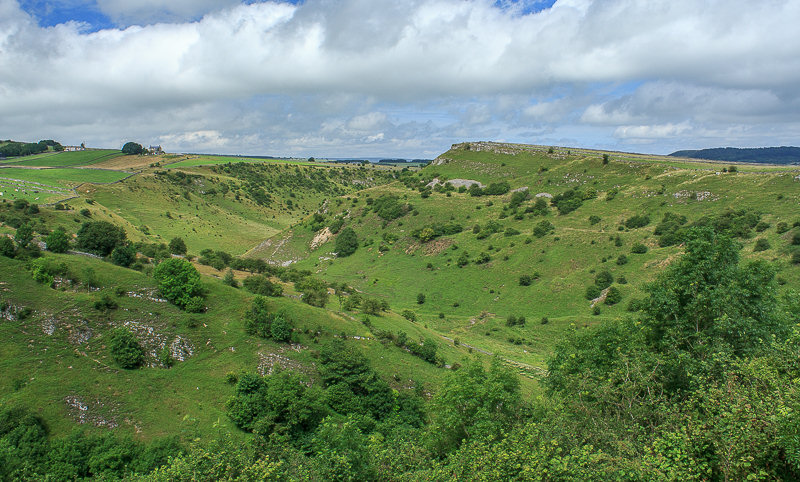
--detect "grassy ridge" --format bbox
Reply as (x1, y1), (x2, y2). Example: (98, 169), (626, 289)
(272, 143), (800, 376)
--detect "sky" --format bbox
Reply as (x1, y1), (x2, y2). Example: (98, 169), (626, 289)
(1, 0), (799, 158)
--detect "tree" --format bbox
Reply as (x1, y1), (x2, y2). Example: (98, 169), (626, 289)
(223, 269), (238, 288)
(428, 359), (522, 455)
(242, 275), (282, 296)
(111, 244), (136, 267)
(245, 296), (272, 338)
(296, 278), (329, 307)
(153, 258), (204, 311)
(334, 227), (358, 257)
(109, 329), (145, 369)
(0, 236), (16, 258)
(168, 237), (187, 255)
(417, 293), (426, 304)
(269, 315), (292, 342)
(642, 227), (786, 364)
(76, 221), (126, 256)
(121, 142), (144, 155)
(45, 228), (70, 253)
(14, 223), (33, 248)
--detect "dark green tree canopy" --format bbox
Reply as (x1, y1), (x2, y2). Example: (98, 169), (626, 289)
(152, 258), (204, 311)
(121, 142), (144, 155)
(168, 237), (187, 255)
(109, 329), (145, 369)
(76, 221), (126, 256)
(45, 228), (70, 253)
(334, 227), (358, 257)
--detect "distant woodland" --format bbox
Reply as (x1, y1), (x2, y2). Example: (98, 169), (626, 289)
(670, 146), (800, 164)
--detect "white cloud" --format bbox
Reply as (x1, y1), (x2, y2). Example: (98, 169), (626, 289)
(95, 0), (241, 25)
(2, 0), (800, 156)
(614, 122), (693, 140)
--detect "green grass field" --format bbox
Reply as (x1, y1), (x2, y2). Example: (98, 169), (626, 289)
(0, 167), (131, 188)
(0, 149), (124, 168)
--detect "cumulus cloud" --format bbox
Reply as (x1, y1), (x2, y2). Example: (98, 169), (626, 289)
(2, 0), (800, 156)
(95, 0), (242, 25)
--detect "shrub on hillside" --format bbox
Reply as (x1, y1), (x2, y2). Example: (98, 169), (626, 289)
(243, 275), (283, 296)
(153, 258), (204, 311)
(624, 214), (651, 229)
(111, 244), (137, 267)
(0, 236), (15, 258)
(297, 277), (329, 307)
(533, 220), (554, 238)
(604, 286), (622, 305)
(753, 238), (771, 252)
(631, 243), (648, 254)
(45, 227), (70, 253)
(168, 237), (187, 255)
(76, 221), (126, 256)
(109, 329), (145, 369)
(335, 227), (359, 257)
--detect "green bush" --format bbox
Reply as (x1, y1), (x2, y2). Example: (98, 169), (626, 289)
(14, 223), (33, 248)
(624, 214), (650, 229)
(269, 314), (293, 342)
(594, 269), (613, 289)
(111, 244), (136, 267)
(585, 285), (601, 300)
(242, 275), (282, 296)
(533, 220), (554, 238)
(401, 309), (416, 322)
(616, 254), (628, 265)
(0, 236), (15, 258)
(753, 238), (770, 252)
(604, 286), (622, 305)
(335, 227), (358, 257)
(168, 237), (187, 255)
(109, 329), (144, 369)
(45, 228), (70, 253)
(76, 221), (126, 256)
(631, 243), (648, 254)
(153, 258), (204, 311)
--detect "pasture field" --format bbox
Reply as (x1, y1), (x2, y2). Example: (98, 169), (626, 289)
(0, 167), (131, 188)
(0, 149), (123, 168)
(272, 142), (800, 374)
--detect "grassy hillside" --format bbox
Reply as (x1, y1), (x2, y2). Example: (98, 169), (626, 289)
(262, 142), (800, 376)
(1, 143), (800, 479)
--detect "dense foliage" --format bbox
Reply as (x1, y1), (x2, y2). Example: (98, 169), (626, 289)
(121, 142), (144, 155)
(334, 227), (358, 257)
(76, 221), (126, 256)
(109, 328), (145, 369)
(152, 258), (204, 312)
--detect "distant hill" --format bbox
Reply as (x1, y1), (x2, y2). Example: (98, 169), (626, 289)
(669, 146), (800, 164)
